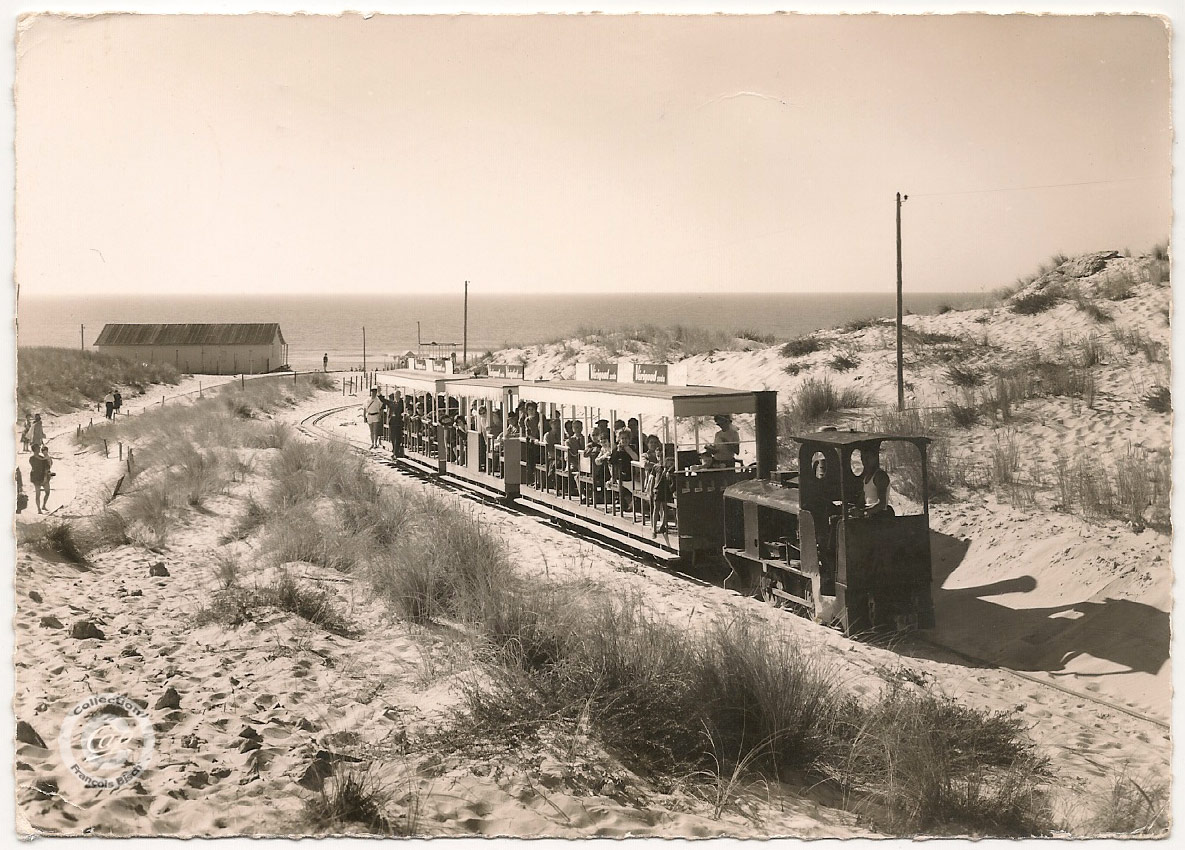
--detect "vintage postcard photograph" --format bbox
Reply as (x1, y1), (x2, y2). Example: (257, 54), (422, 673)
(11, 8), (1174, 839)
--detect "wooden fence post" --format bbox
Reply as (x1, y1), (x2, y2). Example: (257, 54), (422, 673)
(102, 439), (109, 457)
(119, 442), (123, 460)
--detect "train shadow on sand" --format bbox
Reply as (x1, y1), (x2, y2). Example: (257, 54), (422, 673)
(910, 531), (1170, 681)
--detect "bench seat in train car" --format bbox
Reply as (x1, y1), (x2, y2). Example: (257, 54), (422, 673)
(438, 376), (522, 498)
(515, 379), (777, 561)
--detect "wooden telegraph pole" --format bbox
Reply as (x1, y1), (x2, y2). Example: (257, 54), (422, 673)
(362, 326), (367, 374)
(463, 281), (469, 368)
(80, 324), (85, 351)
(417, 321), (421, 358)
(896, 192), (908, 412)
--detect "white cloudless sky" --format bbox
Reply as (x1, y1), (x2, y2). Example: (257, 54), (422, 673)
(12, 11), (1173, 297)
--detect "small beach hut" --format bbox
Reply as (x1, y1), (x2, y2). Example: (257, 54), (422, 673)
(93, 323), (288, 375)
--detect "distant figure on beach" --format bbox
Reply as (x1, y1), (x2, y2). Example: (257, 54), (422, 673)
(323, 353), (329, 372)
(363, 387), (385, 449)
(103, 391), (115, 420)
(19, 414), (31, 453)
(112, 391), (122, 416)
(29, 445), (52, 514)
(30, 415), (45, 452)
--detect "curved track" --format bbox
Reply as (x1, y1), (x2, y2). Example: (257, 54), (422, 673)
(297, 401), (1170, 734)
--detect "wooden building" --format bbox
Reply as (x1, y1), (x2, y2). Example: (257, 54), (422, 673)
(92, 323), (288, 375)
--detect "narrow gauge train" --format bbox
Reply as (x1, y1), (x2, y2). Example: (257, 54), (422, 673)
(376, 360), (935, 632)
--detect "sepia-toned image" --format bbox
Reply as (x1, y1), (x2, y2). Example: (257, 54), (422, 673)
(11, 9), (1173, 839)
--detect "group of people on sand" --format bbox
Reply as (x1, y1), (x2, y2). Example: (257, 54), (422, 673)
(102, 390), (123, 420)
(17, 412), (51, 514)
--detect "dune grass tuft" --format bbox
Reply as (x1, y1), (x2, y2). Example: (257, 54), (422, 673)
(782, 377), (872, 431)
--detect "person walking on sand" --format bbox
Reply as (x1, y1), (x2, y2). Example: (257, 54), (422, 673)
(29, 445), (52, 514)
(363, 387), (385, 449)
(19, 414), (31, 453)
(103, 391), (115, 420)
(112, 390), (122, 417)
(323, 353), (329, 372)
(30, 414), (45, 453)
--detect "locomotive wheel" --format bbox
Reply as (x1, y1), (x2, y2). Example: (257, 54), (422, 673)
(757, 578), (785, 609)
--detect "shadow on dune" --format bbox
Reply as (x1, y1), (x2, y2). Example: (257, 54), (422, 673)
(925, 530), (1170, 679)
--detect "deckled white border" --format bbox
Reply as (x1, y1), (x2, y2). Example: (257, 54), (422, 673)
(1, 3), (1179, 849)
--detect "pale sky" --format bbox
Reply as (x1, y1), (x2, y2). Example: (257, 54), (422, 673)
(14, 12), (1172, 296)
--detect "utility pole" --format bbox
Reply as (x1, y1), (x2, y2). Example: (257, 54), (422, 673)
(896, 191), (908, 412)
(417, 321), (421, 357)
(362, 326), (367, 373)
(80, 324), (85, 351)
(463, 280), (469, 368)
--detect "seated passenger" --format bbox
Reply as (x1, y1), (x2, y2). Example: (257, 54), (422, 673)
(700, 414), (741, 468)
(609, 427), (639, 481)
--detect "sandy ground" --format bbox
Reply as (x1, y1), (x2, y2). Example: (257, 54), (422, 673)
(14, 253), (1173, 836)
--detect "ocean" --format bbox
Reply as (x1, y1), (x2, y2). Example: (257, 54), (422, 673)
(18, 292), (984, 372)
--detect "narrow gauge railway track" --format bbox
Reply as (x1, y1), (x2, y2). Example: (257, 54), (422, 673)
(296, 403), (1169, 734)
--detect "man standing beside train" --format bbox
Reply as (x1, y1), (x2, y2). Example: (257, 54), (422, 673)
(386, 391), (404, 459)
(363, 387), (385, 449)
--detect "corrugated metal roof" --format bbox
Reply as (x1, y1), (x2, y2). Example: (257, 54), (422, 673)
(94, 323), (285, 347)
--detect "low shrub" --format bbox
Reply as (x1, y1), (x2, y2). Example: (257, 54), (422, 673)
(1073, 296), (1113, 323)
(946, 365), (983, 388)
(817, 680), (1050, 836)
(1011, 289), (1062, 315)
(828, 352), (859, 372)
(947, 401), (979, 428)
(842, 317), (879, 333)
(1096, 269), (1137, 301)
(17, 520), (91, 566)
(306, 762), (400, 836)
(1080, 770), (1169, 836)
(783, 363), (803, 377)
(781, 336), (824, 358)
(1143, 386), (1170, 413)
(196, 569), (354, 636)
(783, 378), (872, 430)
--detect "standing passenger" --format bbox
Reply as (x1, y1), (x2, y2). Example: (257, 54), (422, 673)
(387, 391), (404, 458)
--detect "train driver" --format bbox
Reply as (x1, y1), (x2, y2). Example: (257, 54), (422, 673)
(859, 451), (892, 517)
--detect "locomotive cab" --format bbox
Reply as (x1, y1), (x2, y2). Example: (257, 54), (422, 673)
(723, 430), (935, 633)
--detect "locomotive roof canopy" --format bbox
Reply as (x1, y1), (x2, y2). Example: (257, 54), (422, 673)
(791, 430), (932, 449)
